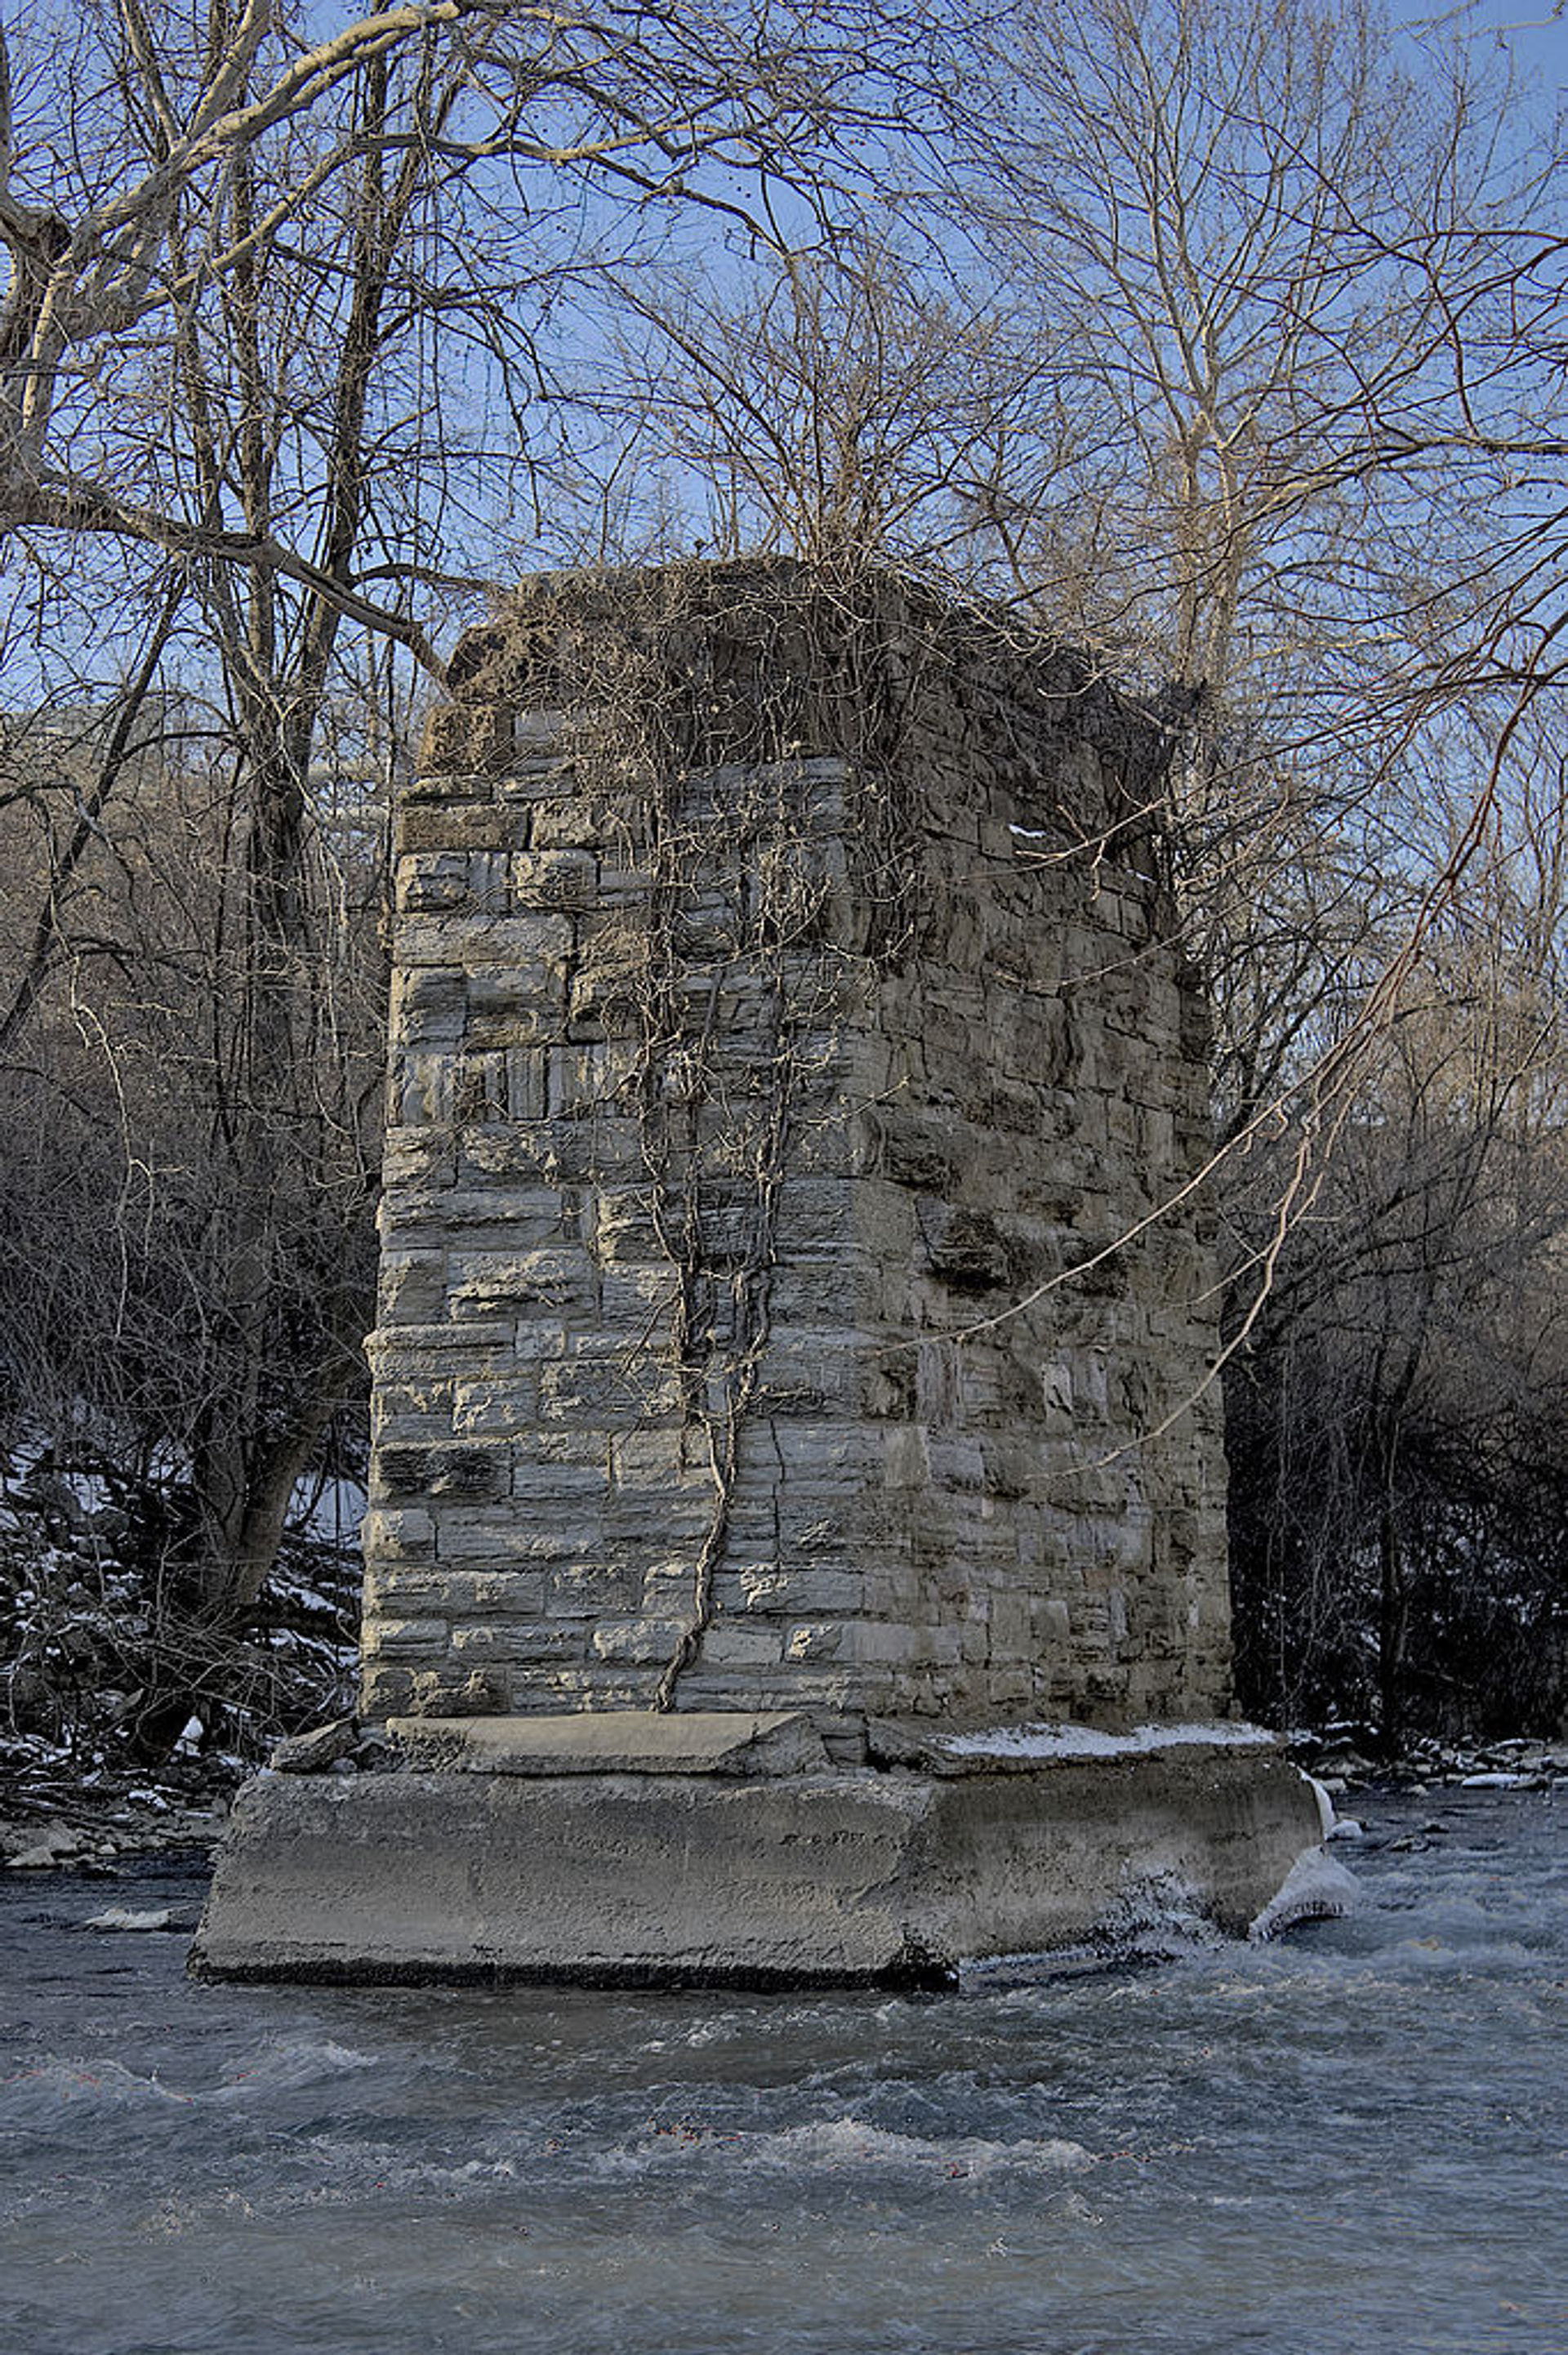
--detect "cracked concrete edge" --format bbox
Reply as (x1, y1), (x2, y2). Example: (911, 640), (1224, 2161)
(381, 1709), (831, 1777)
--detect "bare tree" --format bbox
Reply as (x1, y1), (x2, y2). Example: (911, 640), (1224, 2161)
(0, 0), (947, 1724)
(1223, 718), (1568, 1742)
(0, 1), (935, 625)
(576, 235), (1052, 568)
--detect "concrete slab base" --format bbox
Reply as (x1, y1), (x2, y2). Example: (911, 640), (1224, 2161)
(189, 1737), (1325, 1988)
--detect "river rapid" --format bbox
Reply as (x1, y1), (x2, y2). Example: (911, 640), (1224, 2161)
(2, 1786), (1564, 2355)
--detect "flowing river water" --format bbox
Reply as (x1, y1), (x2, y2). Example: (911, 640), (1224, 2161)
(2, 1786), (1564, 2355)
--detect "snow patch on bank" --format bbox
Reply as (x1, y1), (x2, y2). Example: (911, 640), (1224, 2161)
(942, 1719), (1277, 1760)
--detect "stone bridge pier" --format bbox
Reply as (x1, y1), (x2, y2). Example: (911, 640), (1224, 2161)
(193, 562), (1323, 1985)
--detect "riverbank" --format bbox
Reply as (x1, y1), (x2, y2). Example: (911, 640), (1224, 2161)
(1288, 1723), (1568, 1797)
(0, 1738), (237, 1872)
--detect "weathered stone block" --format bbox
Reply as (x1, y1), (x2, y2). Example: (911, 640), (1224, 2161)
(372, 1385), (457, 1447)
(537, 1354), (680, 1424)
(737, 1567), (865, 1614)
(546, 1563), (644, 1616)
(433, 1512), (583, 1568)
(365, 1568), (546, 1618)
(377, 1251), (448, 1325)
(785, 1621), (844, 1662)
(374, 1445), (506, 1505)
(360, 1507), (436, 1563)
(698, 1620), (785, 1668)
(363, 1616), (448, 1661)
(420, 702), (514, 773)
(510, 848), (596, 910)
(449, 1377), (543, 1437)
(447, 1246), (595, 1318)
(591, 1617), (691, 1664)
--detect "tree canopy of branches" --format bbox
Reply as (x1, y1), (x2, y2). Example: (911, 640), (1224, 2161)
(2, 0), (1566, 1761)
(0, 0), (947, 1751)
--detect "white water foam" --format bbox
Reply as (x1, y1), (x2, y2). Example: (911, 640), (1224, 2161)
(1248, 1846), (1361, 1942)
(1303, 1772), (1339, 1839)
(2, 2037), (379, 2119)
(599, 2115), (1095, 2182)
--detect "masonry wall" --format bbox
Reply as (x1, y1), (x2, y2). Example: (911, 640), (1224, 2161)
(359, 562), (1235, 1748)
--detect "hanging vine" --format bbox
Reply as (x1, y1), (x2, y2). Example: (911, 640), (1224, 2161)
(474, 557), (947, 1710)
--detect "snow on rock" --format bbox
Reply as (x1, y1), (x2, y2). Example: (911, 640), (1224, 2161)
(2, 1819), (87, 1868)
(941, 1719), (1277, 1760)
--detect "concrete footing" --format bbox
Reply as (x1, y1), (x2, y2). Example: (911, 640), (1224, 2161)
(189, 1719), (1326, 1988)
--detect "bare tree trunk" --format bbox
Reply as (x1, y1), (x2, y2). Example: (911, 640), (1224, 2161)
(1376, 1412), (1409, 1759)
(0, 582), (182, 1054)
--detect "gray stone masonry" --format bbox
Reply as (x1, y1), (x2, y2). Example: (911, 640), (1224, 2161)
(360, 560), (1235, 1754)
